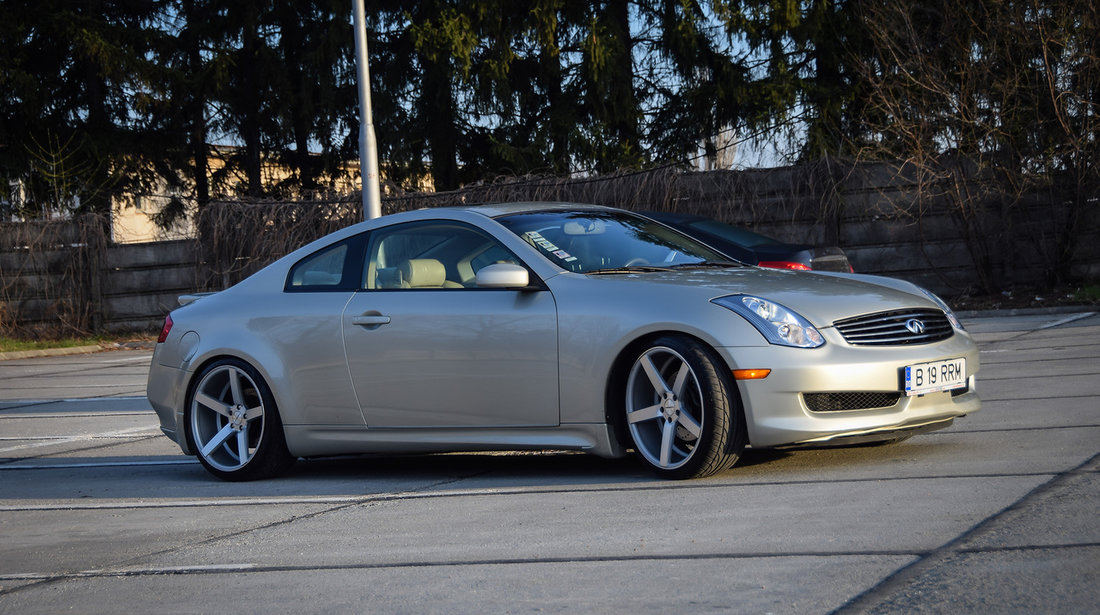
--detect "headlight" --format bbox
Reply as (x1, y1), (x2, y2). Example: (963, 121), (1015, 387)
(918, 288), (964, 330)
(713, 295), (825, 348)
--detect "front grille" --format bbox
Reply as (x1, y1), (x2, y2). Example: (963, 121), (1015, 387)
(803, 392), (902, 412)
(834, 309), (953, 346)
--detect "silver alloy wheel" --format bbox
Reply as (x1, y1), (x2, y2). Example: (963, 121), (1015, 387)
(625, 345), (705, 470)
(190, 363), (267, 472)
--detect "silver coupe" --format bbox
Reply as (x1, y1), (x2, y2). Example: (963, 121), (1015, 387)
(147, 203), (980, 480)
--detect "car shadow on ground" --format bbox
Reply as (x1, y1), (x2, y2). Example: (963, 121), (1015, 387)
(1, 435), (963, 501)
(280, 446), (809, 483)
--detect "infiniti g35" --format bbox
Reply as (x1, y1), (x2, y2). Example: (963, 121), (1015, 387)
(147, 203), (980, 480)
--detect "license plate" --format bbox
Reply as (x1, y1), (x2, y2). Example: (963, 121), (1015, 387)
(904, 358), (967, 396)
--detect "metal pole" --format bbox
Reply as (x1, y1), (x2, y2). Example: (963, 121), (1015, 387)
(353, 0), (382, 220)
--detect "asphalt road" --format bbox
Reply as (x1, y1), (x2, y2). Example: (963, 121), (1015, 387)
(0, 310), (1097, 614)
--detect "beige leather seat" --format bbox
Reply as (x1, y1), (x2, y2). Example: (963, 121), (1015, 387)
(399, 259), (463, 288)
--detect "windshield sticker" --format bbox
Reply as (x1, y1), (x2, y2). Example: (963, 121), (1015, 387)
(525, 231), (577, 263)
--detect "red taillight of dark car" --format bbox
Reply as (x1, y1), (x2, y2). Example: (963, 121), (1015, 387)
(157, 314), (173, 344)
(758, 261), (812, 271)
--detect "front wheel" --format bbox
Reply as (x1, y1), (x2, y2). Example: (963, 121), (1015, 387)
(624, 336), (746, 479)
(186, 358), (295, 481)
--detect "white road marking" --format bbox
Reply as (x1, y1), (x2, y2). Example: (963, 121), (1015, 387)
(0, 563), (258, 581)
(0, 434), (155, 441)
(0, 487), (533, 512)
(1039, 312), (1098, 329)
(0, 425), (161, 454)
(0, 395), (150, 407)
(0, 495), (373, 511)
(0, 412), (152, 419)
(5, 383), (143, 389)
(98, 355), (153, 363)
(0, 459), (194, 470)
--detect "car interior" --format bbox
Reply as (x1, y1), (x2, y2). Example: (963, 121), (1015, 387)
(365, 222), (519, 289)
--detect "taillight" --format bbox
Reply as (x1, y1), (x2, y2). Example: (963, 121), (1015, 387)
(157, 314), (173, 344)
(757, 261), (811, 271)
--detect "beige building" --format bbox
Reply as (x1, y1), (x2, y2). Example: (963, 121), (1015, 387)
(111, 148), (420, 244)
(111, 187), (196, 244)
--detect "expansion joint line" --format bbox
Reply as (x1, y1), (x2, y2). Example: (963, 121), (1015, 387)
(830, 450), (1100, 614)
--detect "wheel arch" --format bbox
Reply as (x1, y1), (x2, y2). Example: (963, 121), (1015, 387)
(179, 351), (285, 456)
(180, 354), (296, 480)
(603, 330), (747, 452)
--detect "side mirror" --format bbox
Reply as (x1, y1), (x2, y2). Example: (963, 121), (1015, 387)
(475, 263), (530, 289)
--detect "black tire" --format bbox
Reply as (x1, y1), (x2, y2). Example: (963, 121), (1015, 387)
(185, 358), (295, 481)
(623, 336), (746, 479)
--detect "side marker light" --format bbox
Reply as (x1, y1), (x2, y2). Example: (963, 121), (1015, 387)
(732, 368), (771, 380)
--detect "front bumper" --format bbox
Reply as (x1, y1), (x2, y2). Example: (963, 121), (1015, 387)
(716, 329), (980, 448)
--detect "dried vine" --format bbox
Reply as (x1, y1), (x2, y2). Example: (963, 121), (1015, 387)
(194, 165), (852, 290)
(3, 163), (1094, 336)
(0, 215), (108, 337)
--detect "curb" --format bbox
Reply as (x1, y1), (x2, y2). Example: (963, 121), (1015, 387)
(0, 345), (105, 361)
(0, 341), (156, 361)
(956, 305), (1098, 318)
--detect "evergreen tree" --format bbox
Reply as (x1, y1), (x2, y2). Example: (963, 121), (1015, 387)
(270, 0), (356, 193)
(0, 0), (164, 216)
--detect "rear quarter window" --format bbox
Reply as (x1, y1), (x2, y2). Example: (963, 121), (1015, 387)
(285, 238), (363, 291)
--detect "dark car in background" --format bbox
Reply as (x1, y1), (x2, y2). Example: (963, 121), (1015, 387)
(643, 211), (854, 272)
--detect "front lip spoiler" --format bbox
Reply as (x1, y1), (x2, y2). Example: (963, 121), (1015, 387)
(777, 417), (957, 449)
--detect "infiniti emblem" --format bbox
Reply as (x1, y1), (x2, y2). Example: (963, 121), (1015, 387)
(905, 318), (926, 334)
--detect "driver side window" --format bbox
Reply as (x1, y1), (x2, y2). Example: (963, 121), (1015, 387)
(363, 221), (520, 290)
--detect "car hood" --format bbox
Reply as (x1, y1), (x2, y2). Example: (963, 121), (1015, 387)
(582, 267), (936, 328)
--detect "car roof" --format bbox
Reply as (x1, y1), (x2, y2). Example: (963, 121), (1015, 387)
(283, 202), (630, 265)
(638, 210), (707, 224)
(459, 201), (621, 218)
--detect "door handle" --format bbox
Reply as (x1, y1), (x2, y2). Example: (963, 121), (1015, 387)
(352, 314), (391, 327)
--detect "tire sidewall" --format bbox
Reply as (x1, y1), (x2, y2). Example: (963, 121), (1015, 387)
(185, 357), (293, 481)
(626, 335), (743, 479)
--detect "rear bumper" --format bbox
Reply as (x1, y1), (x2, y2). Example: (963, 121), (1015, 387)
(146, 348), (192, 454)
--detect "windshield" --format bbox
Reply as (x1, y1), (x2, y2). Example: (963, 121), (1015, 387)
(496, 210), (730, 273)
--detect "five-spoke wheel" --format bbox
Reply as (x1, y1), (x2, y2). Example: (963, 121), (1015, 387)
(624, 336), (745, 479)
(187, 359), (294, 481)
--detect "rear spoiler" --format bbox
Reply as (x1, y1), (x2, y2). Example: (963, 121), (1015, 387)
(178, 292), (218, 307)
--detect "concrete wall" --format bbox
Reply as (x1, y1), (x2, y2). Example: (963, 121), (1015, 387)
(0, 238), (197, 333)
(667, 167), (1100, 296)
(101, 240), (198, 330)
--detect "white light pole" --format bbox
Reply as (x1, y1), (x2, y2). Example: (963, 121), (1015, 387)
(353, 0), (382, 220)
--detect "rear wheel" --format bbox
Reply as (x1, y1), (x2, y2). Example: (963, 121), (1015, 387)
(624, 336), (746, 479)
(186, 358), (294, 481)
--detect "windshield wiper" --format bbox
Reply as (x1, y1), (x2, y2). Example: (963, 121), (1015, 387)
(668, 260), (745, 269)
(586, 265), (676, 275)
